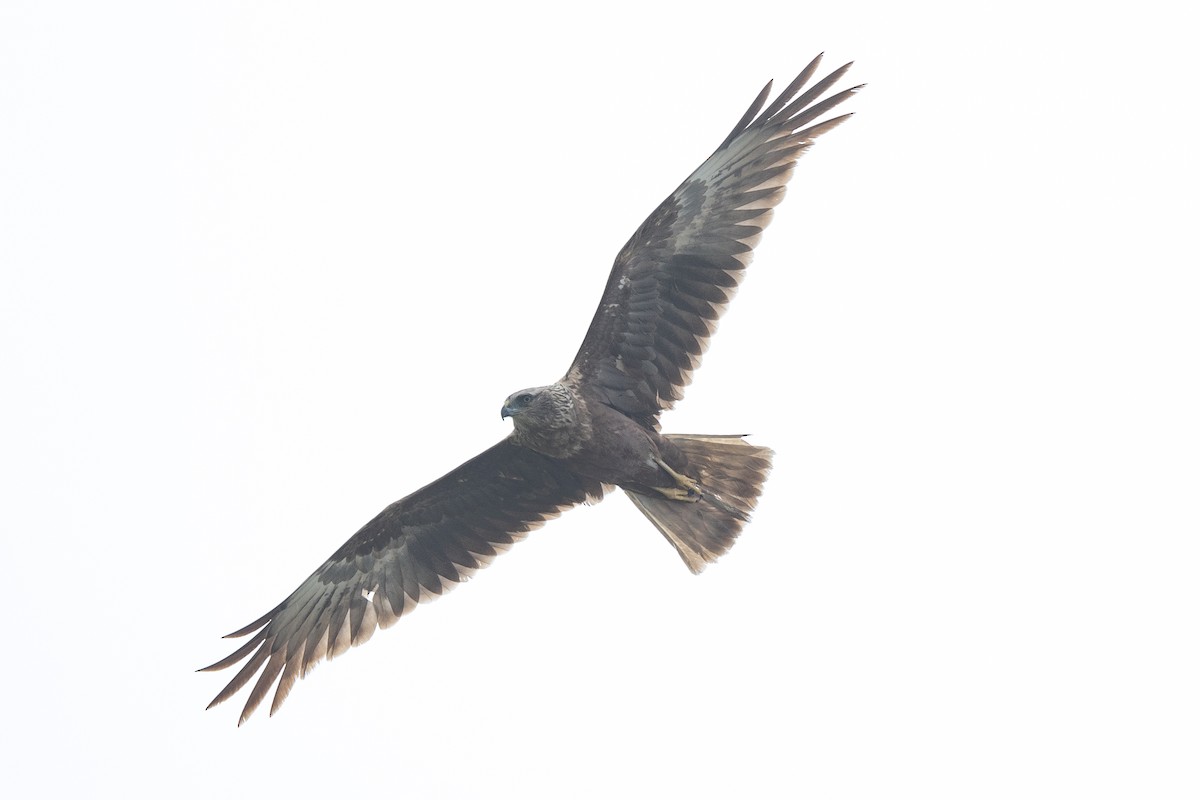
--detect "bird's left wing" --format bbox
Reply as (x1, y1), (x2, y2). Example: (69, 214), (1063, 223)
(201, 438), (602, 724)
(567, 55), (861, 423)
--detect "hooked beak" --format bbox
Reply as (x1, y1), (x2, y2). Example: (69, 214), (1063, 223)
(500, 405), (513, 420)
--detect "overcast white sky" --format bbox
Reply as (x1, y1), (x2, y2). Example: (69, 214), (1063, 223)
(2, 1), (1197, 797)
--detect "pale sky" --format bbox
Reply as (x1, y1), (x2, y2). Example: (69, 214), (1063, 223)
(2, 2), (1197, 797)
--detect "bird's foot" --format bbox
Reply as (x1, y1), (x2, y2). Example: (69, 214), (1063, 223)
(652, 457), (702, 502)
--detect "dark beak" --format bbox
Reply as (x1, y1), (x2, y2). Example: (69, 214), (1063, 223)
(500, 405), (512, 420)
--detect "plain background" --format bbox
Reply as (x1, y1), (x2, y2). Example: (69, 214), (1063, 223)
(2, 1), (1196, 797)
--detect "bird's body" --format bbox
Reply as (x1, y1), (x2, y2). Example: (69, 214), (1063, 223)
(203, 55), (862, 724)
(506, 382), (667, 491)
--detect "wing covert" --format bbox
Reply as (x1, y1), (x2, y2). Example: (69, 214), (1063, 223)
(201, 439), (601, 724)
(569, 55), (861, 420)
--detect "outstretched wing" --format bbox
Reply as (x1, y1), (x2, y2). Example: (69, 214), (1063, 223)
(568, 55), (861, 421)
(201, 439), (601, 724)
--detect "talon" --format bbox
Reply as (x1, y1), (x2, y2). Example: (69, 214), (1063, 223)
(652, 485), (702, 502)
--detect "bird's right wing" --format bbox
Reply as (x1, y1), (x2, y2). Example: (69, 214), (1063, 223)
(200, 438), (602, 725)
(567, 55), (860, 422)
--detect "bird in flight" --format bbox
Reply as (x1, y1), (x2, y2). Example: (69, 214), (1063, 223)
(203, 54), (861, 724)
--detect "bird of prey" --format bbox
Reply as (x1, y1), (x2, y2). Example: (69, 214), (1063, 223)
(203, 54), (861, 724)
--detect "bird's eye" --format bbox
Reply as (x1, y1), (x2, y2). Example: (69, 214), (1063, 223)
(517, 393), (533, 406)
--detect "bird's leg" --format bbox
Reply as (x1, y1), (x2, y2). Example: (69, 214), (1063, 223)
(651, 456), (702, 502)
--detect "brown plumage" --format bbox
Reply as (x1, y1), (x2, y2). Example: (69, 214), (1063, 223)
(202, 54), (862, 724)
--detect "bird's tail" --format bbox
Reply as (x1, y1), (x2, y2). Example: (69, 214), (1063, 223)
(625, 434), (774, 573)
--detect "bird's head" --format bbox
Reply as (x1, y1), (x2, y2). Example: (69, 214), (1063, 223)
(500, 383), (585, 457)
(501, 387), (547, 421)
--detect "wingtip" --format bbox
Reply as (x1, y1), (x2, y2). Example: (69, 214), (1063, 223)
(800, 52), (825, 78)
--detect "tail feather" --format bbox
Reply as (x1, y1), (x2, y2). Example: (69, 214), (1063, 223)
(626, 435), (774, 573)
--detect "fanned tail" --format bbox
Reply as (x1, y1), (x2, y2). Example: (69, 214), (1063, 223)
(626, 435), (773, 573)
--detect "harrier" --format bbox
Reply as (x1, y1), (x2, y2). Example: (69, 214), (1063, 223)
(203, 54), (861, 724)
